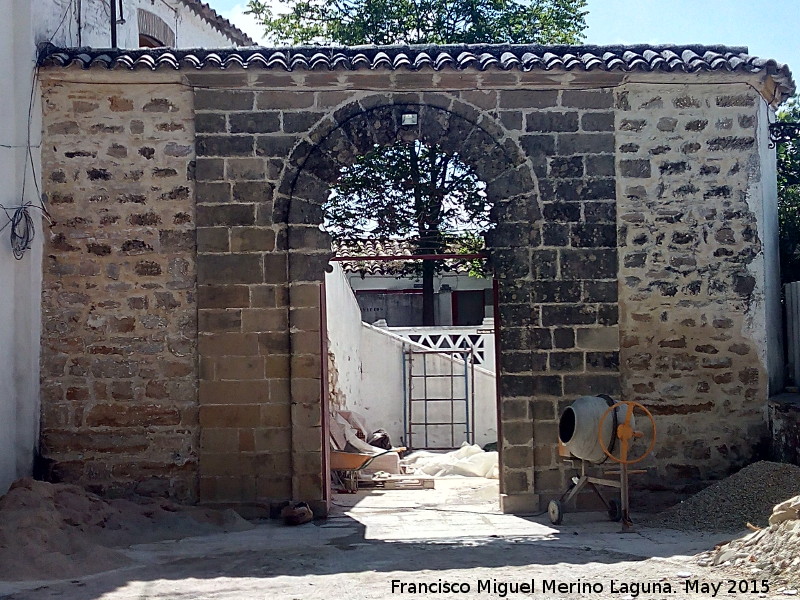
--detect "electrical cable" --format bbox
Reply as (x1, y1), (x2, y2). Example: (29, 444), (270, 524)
(0, 63), (54, 260)
(9, 204), (35, 260)
(0, 203), (50, 260)
(48, 0), (76, 45)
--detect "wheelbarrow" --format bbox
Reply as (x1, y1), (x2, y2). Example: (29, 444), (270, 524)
(330, 448), (406, 492)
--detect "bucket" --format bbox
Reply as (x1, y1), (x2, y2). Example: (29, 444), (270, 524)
(558, 395), (629, 463)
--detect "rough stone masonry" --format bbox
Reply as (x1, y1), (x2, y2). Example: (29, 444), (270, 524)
(37, 45), (793, 515)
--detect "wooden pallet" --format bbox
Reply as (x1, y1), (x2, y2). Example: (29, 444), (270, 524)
(361, 476), (435, 490)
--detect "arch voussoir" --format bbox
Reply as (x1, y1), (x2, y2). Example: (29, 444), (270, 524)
(271, 90), (586, 518)
(485, 165), (536, 201)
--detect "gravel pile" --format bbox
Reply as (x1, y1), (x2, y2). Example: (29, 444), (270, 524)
(699, 495), (800, 587)
(648, 461), (800, 532)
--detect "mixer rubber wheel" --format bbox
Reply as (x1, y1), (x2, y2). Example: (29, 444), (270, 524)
(548, 500), (563, 525)
(607, 499), (622, 522)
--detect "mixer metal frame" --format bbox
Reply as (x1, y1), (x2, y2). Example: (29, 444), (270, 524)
(548, 400), (656, 532)
(548, 458), (646, 531)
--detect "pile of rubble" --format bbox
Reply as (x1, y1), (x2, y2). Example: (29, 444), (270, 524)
(0, 478), (252, 581)
(700, 494), (800, 587)
(649, 461), (800, 532)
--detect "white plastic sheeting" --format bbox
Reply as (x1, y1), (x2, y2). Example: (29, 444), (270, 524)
(401, 443), (498, 479)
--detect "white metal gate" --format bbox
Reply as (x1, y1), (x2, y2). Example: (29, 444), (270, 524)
(404, 349), (475, 450)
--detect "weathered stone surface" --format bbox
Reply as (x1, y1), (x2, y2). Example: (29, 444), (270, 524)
(41, 82), (198, 502)
(616, 83), (766, 483)
(40, 70), (773, 515)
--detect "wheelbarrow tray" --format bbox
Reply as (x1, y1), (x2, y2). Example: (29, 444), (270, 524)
(330, 450), (376, 471)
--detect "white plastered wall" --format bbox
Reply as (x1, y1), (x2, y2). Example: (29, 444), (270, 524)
(758, 99), (784, 393)
(33, 0), (239, 49)
(0, 0), (243, 494)
(0, 0), (43, 493)
(325, 264), (363, 410)
(326, 264), (498, 448)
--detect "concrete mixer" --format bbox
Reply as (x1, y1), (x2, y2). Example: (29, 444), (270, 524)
(549, 396), (656, 531)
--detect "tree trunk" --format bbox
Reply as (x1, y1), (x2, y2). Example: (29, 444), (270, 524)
(422, 259), (436, 325)
(408, 143), (438, 326)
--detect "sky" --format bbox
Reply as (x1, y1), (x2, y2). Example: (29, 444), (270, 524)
(215, 0), (800, 83)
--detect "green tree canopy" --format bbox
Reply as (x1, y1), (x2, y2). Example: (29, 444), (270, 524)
(246, 0), (587, 46)
(246, 0), (588, 324)
(777, 94), (800, 283)
(325, 142), (488, 243)
(326, 142), (489, 324)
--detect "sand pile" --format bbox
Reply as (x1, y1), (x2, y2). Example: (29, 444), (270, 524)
(700, 495), (800, 587)
(0, 478), (253, 581)
(648, 461), (800, 532)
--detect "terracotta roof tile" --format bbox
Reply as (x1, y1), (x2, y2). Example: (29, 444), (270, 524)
(38, 43), (795, 101)
(332, 239), (483, 276)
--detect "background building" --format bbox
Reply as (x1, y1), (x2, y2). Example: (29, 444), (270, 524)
(0, 0), (252, 495)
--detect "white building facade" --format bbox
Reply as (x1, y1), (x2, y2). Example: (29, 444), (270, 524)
(0, 0), (252, 494)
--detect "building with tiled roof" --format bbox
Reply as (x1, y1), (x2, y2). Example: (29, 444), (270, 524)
(31, 39), (797, 517)
(37, 44), (794, 99)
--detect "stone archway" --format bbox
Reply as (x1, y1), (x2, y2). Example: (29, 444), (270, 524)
(185, 83), (620, 516)
(275, 95), (546, 513)
(37, 45), (786, 517)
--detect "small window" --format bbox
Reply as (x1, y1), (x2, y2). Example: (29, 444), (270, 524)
(139, 34), (164, 48)
(137, 9), (175, 48)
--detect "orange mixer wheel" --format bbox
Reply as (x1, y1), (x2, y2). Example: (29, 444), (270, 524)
(597, 401), (656, 465)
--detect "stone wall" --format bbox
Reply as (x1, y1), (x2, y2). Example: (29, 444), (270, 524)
(490, 87), (620, 508)
(37, 67), (778, 515)
(40, 80), (198, 500)
(186, 71), (622, 513)
(616, 83), (769, 483)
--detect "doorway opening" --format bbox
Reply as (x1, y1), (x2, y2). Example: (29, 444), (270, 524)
(318, 139), (502, 513)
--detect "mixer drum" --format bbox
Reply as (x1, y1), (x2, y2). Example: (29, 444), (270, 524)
(558, 396), (631, 463)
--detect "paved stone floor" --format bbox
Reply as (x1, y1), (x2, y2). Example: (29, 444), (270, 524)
(0, 479), (780, 600)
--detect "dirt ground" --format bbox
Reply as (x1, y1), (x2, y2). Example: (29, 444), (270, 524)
(1, 479), (796, 600)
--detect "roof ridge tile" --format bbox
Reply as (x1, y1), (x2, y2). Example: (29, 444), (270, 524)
(36, 43), (795, 100)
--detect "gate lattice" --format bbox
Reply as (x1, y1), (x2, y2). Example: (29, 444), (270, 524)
(404, 348), (475, 450)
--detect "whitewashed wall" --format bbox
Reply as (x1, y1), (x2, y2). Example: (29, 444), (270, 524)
(0, 0), (43, 493)
(757, 100), (784, 393)
(360, 325), (498, 448)
(33, 0), (240, 48)
(0, 0), (244, 495)
(325, 264), (363, 410)
(326, 265), (498, 448)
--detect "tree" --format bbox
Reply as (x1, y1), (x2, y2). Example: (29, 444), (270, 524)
(326, 142), (489, 324)
(777, 95), (800, 283)
(246, 0), (587, 46)
(247, 0), (588, 324)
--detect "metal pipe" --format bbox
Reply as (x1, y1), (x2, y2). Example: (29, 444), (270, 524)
(423, 354), (428, 448)
(450, 348), (455, 447)
(402, 345), (409, 448)
(621, 462), (633, 532)
(76, 0), (82, 46)
(469, 349), (475, 444)
(110, 0), (117, 47)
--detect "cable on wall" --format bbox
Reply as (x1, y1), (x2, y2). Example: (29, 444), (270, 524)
(0, 203), (50, 260)
(0, 64), (53, 260)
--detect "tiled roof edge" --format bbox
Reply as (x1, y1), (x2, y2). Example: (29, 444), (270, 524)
(37, 43), (795, 100)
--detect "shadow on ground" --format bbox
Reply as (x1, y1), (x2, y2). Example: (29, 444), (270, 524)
(0, 480), (729, 600)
